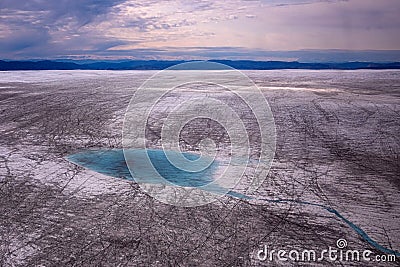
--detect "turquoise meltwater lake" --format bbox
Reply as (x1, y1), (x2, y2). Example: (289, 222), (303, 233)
(67, 148), (249, 199)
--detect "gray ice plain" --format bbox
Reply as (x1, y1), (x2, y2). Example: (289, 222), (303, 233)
(0, 70), (399, 266)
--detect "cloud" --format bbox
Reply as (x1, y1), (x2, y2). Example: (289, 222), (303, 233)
(0, 0), (399, 59)
(255, 0), (400, 50)
(0, 28), (50, 52)
(245, 14), (257, 18)
(0, 0), (125, 24)
(54, 47), (400, 62)
(260, 0), (346, 7)
(0, 0), (126, 58)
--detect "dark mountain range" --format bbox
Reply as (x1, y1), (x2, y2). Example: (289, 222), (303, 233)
(1, 59), (400, 71)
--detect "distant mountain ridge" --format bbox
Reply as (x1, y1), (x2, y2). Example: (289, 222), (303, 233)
(1, 59), (400, 70)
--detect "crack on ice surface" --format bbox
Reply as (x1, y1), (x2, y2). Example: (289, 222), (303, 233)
(255, 197), (400, 257)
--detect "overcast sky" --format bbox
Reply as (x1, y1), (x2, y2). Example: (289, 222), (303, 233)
(1, 0), (399, 61)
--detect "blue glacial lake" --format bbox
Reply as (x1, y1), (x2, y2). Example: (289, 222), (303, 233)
(67, 148), (249, 199)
